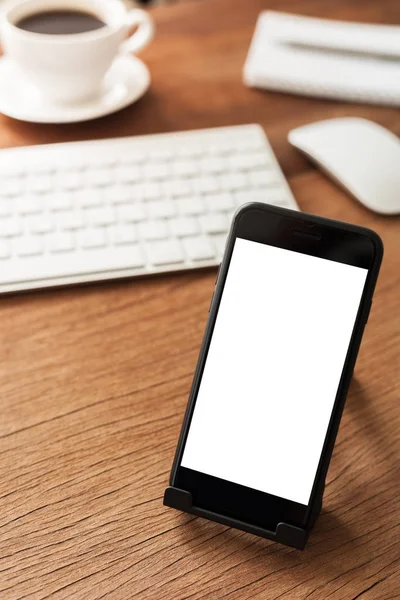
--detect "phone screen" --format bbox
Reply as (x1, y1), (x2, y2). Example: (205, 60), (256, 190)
(181, 237), (368, 506)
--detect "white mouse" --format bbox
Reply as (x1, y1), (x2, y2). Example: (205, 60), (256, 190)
(288, 117), (400, 215)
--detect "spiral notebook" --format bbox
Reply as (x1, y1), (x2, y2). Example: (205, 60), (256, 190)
(243, 12), (400, 107)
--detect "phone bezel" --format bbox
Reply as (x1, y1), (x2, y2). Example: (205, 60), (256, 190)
(170, 203), (383, 530)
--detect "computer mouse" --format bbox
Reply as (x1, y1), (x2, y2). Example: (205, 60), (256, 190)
(288, 117), (400, 215)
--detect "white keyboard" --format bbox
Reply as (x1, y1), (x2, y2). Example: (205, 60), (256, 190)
(0, 124), (298, 293)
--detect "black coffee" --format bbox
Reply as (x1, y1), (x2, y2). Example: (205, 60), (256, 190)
(16, 10), (106, 35)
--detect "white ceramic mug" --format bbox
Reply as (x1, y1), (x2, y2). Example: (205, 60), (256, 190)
(0, 0), (154, 104)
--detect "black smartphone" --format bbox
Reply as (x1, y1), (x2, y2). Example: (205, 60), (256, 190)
(166, 203), (383, 542)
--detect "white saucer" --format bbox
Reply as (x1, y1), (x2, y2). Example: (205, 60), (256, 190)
(0, 55), (150, 124)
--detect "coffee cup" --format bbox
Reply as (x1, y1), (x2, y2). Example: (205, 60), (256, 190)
(0, 0), (154, 104)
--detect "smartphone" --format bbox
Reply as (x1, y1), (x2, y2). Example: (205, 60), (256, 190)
(167, 203), (383, 540)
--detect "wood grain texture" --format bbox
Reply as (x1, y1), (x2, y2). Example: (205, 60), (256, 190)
(1, 0), (400, 598)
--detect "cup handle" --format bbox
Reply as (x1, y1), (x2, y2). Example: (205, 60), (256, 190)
(120, 9), (155, 55)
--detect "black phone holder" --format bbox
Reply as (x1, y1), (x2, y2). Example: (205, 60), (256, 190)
(163, 480), (324, 550)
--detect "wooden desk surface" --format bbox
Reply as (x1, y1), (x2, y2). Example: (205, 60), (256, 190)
(1, 0), (399, 598)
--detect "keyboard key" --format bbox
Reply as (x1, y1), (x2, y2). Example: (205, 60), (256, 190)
(48, 193), (73, 211)
(58, 171), (82, 190)
(138, 220), (168, 241)
(78, 246), (145, 270)
(144, 162), (170, 180)
(49, 231), (74, 253)
(87, 153), (116, 169)
(183, 236), (215, 261)
(0, 246), (146, 286)
(110, 224), (137, 245)
(63, 156), (88, 170)
(0, 218), (22, 237)
(228, 151), (270, 170)
(26, 215), (54, 234)
(240, 137), (266, 151)
(28, 175), (52, 194)
(235, 188), (294, 208)
(0, 198), (12, 217)
(0, 240), (11, 259)
(87, 206), (115, 226)
(162, 179), (192, 197)
(15, 195), (44, 214)
(1, 179), (23, 197)
(78, 228), (106, 249)
(233, 189), (265, 206)
(106, 186), (132, 205)
(220, 172), (248, 191)
(249, 169), (279, 187)
(192, 176), (219, 194)
(200, 157), (226, 174)
(74, 190), (102, 208)
(147, 199), (176, 219)
(211, 233), (227, 257)
(225, 208), (236, 223)
(265, 191), (294, 206)
(148, 146), (174, 161)
(59, 211), (85, 230)
(87, 169), (112, 187)
(172, 160), (199, 177)
(15, 236), (43, 256)
(0, 165), (24, 178)
(29, 162), (55, 175)
(147, 239), (184, 265)
(177, 145), (204, 158)
(115, 165), (142, 183)
(169, 217), (199, 237)
(175, 195), (204, 216)
(118, 204), (146, 223)
(204, 192), (233, 211)
(131, 182), (161, 200)
(199, 213), (228, 234)
(119, 151), (147, 164)
(208, 143), (233, 156)
(128, 183), (144, 201)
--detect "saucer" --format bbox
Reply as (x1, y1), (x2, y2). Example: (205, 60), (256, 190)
(0, 55), (150, 124)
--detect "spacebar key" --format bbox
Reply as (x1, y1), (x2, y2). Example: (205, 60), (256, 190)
(1, 245), (145, 286)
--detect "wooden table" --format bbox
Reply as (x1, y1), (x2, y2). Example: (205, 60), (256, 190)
(1, 0), (399, 598)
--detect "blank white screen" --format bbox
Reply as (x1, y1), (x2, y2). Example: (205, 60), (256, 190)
(182, 238), (368, 505)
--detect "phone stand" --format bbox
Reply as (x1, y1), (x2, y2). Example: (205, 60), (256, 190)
(163, 481), (324, 550)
